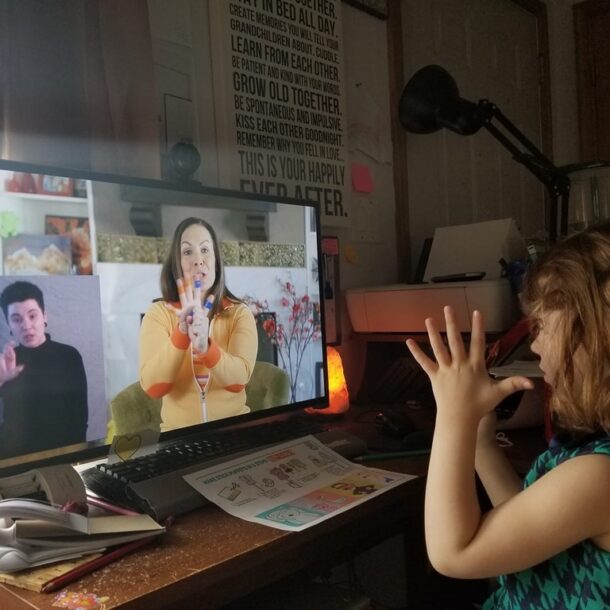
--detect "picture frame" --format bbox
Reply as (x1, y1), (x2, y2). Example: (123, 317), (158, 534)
(45, 215), (92, 275)
(35, 174), (74, 197)
(2, 234), (72, 276)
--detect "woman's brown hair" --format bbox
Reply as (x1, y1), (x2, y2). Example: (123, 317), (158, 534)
(159, 217), (240, 318)
(520, 220), (610, 435)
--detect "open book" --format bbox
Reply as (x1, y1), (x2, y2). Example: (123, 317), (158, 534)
(0, 498), (164, 572)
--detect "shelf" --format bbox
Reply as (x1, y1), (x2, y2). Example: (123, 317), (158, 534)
(0, 190), (87, 204)
(0, 188), (91, 238)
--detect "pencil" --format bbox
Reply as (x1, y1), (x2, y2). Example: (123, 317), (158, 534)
(353, 449), (431, 462)
(86, 494), (140, 516)
(41, 536), (155, 593)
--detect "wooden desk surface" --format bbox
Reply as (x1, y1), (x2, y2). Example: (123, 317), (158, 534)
(0, 406), (546, 610)
(0, 459), (426, 610)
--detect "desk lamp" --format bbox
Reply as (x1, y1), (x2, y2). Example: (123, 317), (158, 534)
(398, 64), (571, 243)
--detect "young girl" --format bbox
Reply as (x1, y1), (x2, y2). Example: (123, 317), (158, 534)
(406, 221), (610, 608)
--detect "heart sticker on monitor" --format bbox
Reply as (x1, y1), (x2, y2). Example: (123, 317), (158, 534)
(108, 429), (160, 464)
(114, 434), (142, 462)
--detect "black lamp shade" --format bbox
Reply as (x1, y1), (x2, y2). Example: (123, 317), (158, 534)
(398, 65), (572, 243)
(399, 65), (483, 136)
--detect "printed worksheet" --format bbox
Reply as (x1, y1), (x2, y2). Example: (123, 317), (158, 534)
(183, 435), (415, 531)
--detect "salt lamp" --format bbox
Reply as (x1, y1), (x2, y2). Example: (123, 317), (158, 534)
(325, 345), (349, 414)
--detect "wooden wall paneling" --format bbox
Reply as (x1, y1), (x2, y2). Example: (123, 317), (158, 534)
(399, 0), (552, 271)
(387, 0), (412, 281)
(574, 0), (610, 162)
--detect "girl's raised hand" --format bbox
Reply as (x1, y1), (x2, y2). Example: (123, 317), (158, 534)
(406, 306), (533, 423)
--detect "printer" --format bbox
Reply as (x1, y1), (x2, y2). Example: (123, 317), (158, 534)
(345, 218), (527, 334)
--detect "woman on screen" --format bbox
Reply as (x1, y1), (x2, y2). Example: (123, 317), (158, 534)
(139, 217), (257, 429)
(0, 280), (88, 458)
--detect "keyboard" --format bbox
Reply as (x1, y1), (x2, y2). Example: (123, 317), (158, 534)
(81, 418), (367, 521)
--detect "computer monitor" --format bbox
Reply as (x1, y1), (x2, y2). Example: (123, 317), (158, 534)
(0, 161), (329, 477)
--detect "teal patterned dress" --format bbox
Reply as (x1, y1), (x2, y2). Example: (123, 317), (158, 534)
(482, 436), (610, 609)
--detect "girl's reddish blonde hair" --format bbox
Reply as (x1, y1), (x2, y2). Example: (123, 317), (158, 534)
(520, 221), (610, 435)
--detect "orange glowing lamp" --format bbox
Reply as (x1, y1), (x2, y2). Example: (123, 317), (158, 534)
(325, 346), (349, 414)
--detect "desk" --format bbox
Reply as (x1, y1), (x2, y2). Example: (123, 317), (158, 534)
(0, 409), (546, 610)
(0, 460), (427, 609)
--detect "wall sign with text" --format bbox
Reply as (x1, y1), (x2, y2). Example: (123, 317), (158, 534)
(210, 0), (348, 227)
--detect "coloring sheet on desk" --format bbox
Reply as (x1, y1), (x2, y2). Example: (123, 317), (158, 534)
(183, 436), (415, 531)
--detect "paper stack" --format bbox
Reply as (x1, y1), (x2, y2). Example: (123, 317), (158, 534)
(0, 498), (164, 573)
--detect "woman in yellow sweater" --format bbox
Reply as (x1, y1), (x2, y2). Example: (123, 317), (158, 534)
(139, 217), (257, 430)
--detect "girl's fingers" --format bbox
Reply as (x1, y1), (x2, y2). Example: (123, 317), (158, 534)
(406, 339), (438, 377)
(495, 375), (534, 401)
(444, 306), (466, 360)
(425, 317), (451, 366)
(469, 310), (486, 365)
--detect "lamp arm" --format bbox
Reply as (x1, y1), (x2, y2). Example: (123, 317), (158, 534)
(478, 101), (551, 166)
(477, 100), (570, 242)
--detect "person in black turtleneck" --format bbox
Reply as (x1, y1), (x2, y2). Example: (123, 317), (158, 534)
(0, 280), (88, 459)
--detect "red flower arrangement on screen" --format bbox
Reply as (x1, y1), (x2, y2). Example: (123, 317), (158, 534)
(245, 280), (321, 402)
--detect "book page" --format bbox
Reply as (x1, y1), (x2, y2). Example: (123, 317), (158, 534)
(15, 513), (163, 538)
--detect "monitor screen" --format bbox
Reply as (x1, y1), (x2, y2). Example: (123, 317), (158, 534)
(0, 162), (329, 476)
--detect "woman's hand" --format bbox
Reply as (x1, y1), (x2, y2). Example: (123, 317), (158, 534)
(166, 276), (205, 333)
(190, 292), (214, 353)
(166, 276), (214, 351)
(0, 342), (24, 387)
(406, 306), (533, 424)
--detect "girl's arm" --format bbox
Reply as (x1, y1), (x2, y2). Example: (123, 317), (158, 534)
(407, 307), (528, 575)
(474, 413), (522, 506)
(407, 307), (610, 579)
(446, 452), (610, 578)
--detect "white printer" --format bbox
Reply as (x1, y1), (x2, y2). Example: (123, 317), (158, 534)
(345, 219), (527, 333)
